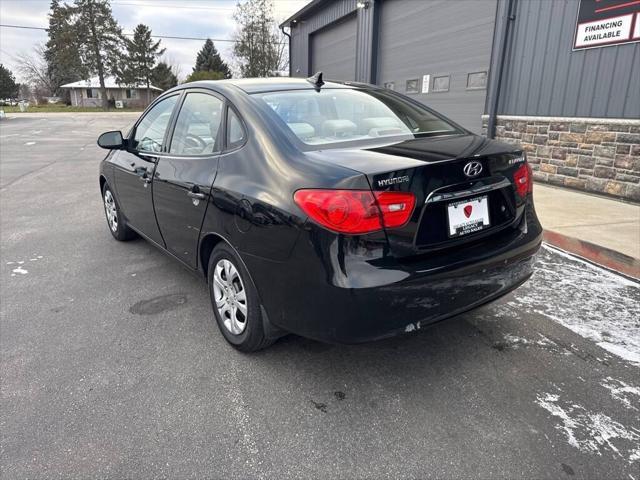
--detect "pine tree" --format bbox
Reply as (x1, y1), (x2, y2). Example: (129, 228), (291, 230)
(44, 0), (85, 98)
(120, 24), (165, 103)
(192, 39), (231, 79)
(151, 62), (178, 91)
(0, 64), (19, 99)
(73, 0), (123, 108)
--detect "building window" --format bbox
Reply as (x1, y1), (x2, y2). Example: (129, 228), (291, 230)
(86, 88), (93, 98)
(432, 75), (450, 93)
(383, 82), (395, 91)
(467, 71), (487, 90)
(125, 89), (132, 99)
(405, 79), (419, 94)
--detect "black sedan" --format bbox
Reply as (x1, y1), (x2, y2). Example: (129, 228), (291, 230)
(97, 75), (542, 351)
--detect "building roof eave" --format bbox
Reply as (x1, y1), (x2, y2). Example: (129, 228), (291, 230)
(279, 0), (331, 28)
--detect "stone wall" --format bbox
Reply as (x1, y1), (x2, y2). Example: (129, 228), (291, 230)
(481, 115), (640, 202)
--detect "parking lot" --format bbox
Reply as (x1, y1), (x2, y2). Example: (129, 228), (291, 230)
(1, 113), (639, 479)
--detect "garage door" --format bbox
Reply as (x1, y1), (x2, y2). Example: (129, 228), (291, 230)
(377, 0), (497, 133)
(310, 14), (357, 81)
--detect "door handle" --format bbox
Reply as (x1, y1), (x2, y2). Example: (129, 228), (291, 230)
(187, 191), (206, 200)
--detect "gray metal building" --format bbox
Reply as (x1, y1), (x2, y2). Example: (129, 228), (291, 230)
(281, 0), (640, 200)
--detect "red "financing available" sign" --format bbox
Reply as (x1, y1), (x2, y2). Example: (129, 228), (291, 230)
(573, 0), (640, 50)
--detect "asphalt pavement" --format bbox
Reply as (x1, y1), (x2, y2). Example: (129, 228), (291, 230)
(1, 113), (639, 479)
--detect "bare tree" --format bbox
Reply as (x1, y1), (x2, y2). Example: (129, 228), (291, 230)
(14, 45), (56, 99)
(232, 0), (288, 78)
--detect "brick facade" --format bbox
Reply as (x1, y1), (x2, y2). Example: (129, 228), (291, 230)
(482, 116), (640, 202)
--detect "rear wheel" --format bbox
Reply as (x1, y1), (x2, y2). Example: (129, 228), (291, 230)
(102, 183), (136, 241)
(208, 243), (274, 352)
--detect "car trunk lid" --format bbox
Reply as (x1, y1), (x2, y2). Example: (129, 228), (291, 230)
(305, 134), (528, 258)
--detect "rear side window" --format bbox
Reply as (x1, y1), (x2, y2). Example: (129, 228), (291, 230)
(133, 95), (178, 152)
(226, 107), (245, 149)
(170, 92), (223, 155)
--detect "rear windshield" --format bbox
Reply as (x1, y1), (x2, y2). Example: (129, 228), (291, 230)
(254, 88), (461, 147)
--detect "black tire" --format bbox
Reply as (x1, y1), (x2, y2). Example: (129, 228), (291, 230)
(207, 243), (274, 352)
(102, 183), (136, 241)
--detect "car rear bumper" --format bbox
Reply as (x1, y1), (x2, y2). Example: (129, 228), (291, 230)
(244, 202), (542, 344)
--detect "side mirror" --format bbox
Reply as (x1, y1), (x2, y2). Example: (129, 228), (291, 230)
(97, 130), (124, 149)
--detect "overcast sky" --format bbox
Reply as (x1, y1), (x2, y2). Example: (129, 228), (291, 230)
(0, 0), (310, 83)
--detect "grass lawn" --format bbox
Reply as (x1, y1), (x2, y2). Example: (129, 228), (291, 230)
(0, 104), (144, 113)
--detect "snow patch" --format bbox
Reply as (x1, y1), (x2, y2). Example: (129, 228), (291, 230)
(405, 321), (421, 333)
(497, 245), (640, 365)
(503, 333), (557, 348)
(7, 255), (42, 276)
(601, 378), (640, 411)
(536, 391), (640, 464)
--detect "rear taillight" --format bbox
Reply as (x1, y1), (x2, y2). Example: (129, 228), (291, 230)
(294, 189), (415, 234)
(374, 191), (417, 228)
(513, 161), (533, 197)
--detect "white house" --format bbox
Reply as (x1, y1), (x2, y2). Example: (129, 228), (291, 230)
(59, 76), (163, 108)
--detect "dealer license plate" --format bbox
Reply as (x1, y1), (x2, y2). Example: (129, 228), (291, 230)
(447, 196), (490, 238)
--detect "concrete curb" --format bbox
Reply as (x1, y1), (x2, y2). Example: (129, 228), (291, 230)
(543, 230), (640, 280)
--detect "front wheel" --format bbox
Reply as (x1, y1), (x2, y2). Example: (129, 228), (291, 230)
(208, 243), (274, 352)
(102, 183), (136, 241)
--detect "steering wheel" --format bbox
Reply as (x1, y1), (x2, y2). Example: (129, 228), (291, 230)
(184, 134), (208, 152)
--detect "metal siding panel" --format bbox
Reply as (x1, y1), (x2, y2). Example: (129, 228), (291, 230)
(521, 0), (543, 114)
(526, 1), (553, 114)
(539, 0), (568, 114)
(622, 46), (640, 118)
(624, 46), (640, 118)
(502, 0), (528, 113)
(378, 0), (497, 133)
(499, 0), (640, 118)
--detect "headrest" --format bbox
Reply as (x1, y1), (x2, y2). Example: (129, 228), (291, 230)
(322, 119), (357, 138)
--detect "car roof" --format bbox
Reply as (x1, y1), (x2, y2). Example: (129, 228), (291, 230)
(186, 77), (365, 94)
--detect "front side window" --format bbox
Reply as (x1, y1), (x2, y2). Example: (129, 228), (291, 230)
(132, 95), (178, 153)
(169, 92), (223, 155)
(255, 88), (460, 147)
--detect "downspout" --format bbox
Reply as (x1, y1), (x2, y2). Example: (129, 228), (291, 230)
(281, 25), (292, 77)
(487, 0), (515, 139)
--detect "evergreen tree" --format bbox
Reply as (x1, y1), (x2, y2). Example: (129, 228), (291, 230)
(192, 39), (231, 79)
(120, 24), (165, 103)
(232, 0), (287, 78)
(185, 70), (226, 83)
(73, 0), (123, 108)
(0, 64), (19, 99)
(44, 0), (85, 97)
(151, 62), (178, 91)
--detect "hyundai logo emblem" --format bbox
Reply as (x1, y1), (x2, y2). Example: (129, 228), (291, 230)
(463, 161), (483, 178)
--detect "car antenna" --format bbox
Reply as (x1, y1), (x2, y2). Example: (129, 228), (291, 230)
(306, 71), (324, 91)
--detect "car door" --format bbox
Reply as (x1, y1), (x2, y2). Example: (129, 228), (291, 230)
(152, 90), (224, 267)
(113, 94), (179, 245)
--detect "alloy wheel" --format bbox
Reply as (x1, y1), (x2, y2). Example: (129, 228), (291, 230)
(212, 259), (248, 335)
(104, 189), (118, 232)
